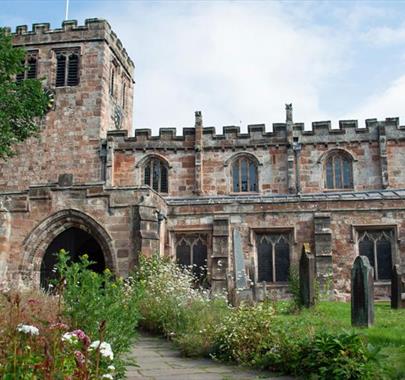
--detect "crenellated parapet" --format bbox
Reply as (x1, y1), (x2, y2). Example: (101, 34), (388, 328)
(11, 18), (134, 77)
(107, 114), (405, 151)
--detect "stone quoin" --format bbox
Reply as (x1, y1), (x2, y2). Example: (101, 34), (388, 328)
(0, 19), (405, 298)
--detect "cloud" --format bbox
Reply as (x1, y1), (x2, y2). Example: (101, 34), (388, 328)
(362, 23), (405, 46)
(81, 1), (347, 133)
(345, 75), (405, 125)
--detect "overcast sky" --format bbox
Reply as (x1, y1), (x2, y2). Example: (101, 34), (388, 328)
(1, 0), (405, 134)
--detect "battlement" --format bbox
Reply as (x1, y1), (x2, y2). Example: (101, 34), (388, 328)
(11, 18), (134, 76)
(109, 115), (405, 148)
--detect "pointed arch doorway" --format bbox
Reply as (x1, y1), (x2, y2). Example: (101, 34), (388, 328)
(40, 227), (106, 289)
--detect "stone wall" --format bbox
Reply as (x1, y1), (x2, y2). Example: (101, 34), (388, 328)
(106, 112), (405, 197)
(0, 184), (166, 289)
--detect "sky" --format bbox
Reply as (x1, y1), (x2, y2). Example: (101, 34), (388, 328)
(1, 0), (405, 134)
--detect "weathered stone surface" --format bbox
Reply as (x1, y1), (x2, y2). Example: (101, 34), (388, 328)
(233, 228), (247, 290)
(299, 243), (316, 308)
(391, 264), (403, 309)
(351, 256), (374, 327)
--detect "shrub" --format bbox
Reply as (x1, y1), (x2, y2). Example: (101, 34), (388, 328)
(135, 255), (229, 356)
(55, 249), (143, 378)
(299, 330), (381, 380)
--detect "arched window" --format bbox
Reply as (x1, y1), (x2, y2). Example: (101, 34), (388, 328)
(256, 233), (290, 283)
(144, 158), (168, 193)
(55, 50), (80, 87)
(231, 155), (258, 192)
(16, 52), (38, 82)
(358, 230), (394, 281)
(325, 151), (353, 190)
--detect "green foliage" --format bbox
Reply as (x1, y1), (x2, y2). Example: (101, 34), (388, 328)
(135, 255), (230, 357)
(55, 249), (142, 378)
(136, 257), (383, 379)
(212, 302), (276, 363)
(300, 331), (380, 379)
(287, 264), (301, 311)
(0, 28), (49, 159)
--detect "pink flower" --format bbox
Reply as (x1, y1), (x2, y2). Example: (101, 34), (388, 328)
(74, 350), (86, 367)
(72, 330), (91, 347)
(50, 322), (69, 330)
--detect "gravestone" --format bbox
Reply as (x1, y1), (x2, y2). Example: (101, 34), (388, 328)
(299, 243), (316, 308)
(232, 229), (252, 305)
(233, 229), (247, 290)
(391, 264), (402, 309)
(351, 256), (374, 327)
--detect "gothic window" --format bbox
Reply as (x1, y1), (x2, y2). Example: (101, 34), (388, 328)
(325, 151), (353, 190)
(144, 158), (168, 193)
(175, 234), (208, 282)
(55, 50), (80, 87)
(16, 52), (38, 82)
(231, 155), (258, 192)
(256, 233), (290, 283)
(358, 230), (394, 281)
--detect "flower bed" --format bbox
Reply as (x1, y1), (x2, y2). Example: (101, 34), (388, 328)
(0, 250), (142, 379)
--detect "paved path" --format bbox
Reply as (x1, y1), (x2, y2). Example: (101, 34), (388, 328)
(126, 332), (294, 380)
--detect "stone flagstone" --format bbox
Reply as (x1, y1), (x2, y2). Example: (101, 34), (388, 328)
(126, 332), (294, 380)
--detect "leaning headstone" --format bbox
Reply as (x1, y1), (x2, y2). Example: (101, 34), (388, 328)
(391, 264), (402, 309)
(299, 243), (316, 308)
(233, 229), (247, 290)
(231, 229), (252, 305)
(351, 256), (374, 327)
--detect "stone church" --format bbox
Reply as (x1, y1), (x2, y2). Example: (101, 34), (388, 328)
(1, 19), (404, 298)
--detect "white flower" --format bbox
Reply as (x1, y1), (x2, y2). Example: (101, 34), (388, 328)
(90, 340), (114, 360)
(108, 365), (115, 372)
(102, 375), (114, 379)
(16, 324), (39, 336)
(62, 332), (77, 343)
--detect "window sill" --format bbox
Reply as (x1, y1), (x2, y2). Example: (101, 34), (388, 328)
(323, 188), (354, 193)
(229, 192), (260, 196)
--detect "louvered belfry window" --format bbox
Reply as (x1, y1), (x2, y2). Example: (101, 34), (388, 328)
(16, 52), (38, 82)
(55, 50), (80, 87)
(144, 158), (168, 193)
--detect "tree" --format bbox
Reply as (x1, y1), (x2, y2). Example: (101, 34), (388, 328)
(0, 27), (49, 159)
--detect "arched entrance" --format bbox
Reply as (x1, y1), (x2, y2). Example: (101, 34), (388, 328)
(23, 209), (116, 288)
(40, 227), (106, 289)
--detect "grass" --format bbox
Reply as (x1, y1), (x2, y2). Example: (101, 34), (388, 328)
(274, 301), (405, 378)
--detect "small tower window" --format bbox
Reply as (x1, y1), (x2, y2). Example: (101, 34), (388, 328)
(67, 54), (79, 86)
(16, 52), (38, 82)
(55, 50), (80, 87)
(144, 158), (168, 193)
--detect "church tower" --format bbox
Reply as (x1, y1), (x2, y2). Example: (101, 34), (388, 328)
(0, 19), (134, 191)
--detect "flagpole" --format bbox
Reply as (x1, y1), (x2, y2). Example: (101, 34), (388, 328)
(65, 0), (69, 20)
